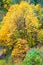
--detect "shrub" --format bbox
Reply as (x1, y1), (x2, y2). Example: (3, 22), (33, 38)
(37, 30), (43, 44)
(0, 1), (41, 47)
(0, 1), (42, 62)
(11, 38), (28, 62)
(23, 48), (43, 65)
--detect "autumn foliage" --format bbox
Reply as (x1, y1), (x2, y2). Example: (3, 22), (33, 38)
(0, 1), (43, 63)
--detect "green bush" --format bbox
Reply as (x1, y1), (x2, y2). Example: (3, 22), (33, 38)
(23, 48), (43, 65)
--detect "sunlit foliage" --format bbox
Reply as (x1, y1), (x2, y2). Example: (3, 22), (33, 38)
(11, 38), (28, 62)
(37, 30), (43, 43)
(0, 1), (43, 62)
(23, 48), (43, 65)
